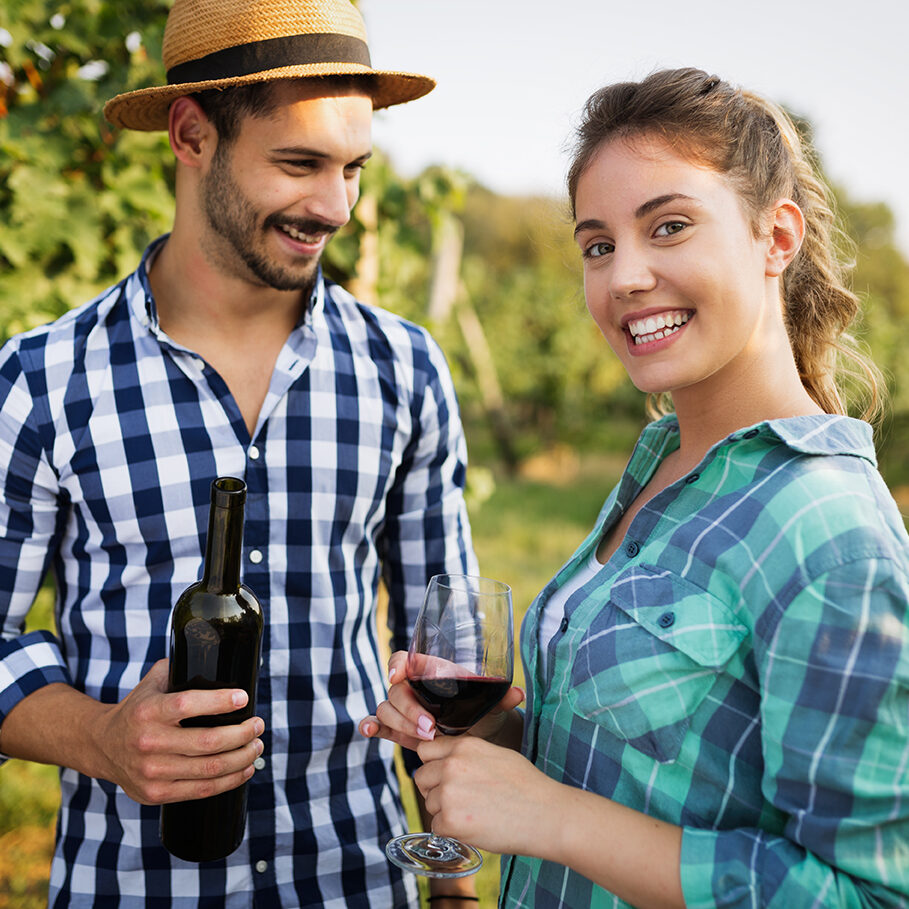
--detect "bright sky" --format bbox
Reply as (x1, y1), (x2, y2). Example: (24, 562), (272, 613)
(360, 0), (909, 258)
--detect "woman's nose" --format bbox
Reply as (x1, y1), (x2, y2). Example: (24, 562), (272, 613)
(608, 243), (657, 299)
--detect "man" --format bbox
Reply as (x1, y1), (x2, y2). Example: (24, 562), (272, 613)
(0, 0), (479, 905)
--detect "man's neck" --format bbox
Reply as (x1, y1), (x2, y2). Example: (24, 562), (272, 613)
(147, 232), (311, 438)
(148, 232), (308, 342)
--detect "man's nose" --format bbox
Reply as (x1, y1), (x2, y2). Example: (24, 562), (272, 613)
(306, 169), (356, 229)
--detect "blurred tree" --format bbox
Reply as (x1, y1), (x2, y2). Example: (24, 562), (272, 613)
(455, 187), (641, 455)
(838, 190), (909, 484)
(0, 0), (175, 339)
(0, 0), (433, 337)
(1, 1), (907, 484)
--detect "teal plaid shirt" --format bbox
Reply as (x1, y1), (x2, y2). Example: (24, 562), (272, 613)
(501, 415), (909, 908)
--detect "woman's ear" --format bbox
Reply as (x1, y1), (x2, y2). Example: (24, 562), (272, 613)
(168, 96), (216, 168)
(765, 199), (805, 277)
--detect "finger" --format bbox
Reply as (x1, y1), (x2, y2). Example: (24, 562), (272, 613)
(174, 715), (264, 757)
(358, 715), (380, 738)
(358, 718), (425, 752)
(416, 735), (459, 763)
(413, 755), (444, 797)
(156, 763), (257, 806)
(386, 650), (409, 685)
(496, 686), (526, 713)
(171, 733), (264, 780)
(164, 687), (249, 725)
(383, 685), (436, 740)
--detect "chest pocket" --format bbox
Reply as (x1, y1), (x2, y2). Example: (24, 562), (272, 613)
(567, 564), (747, 763)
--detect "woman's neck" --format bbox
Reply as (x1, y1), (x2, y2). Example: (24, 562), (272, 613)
(668, 357), (824, 471)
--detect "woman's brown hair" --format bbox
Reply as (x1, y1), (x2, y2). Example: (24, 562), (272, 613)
(567, 67), (883, 423)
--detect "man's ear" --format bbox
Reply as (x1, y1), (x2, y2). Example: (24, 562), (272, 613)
(765, 199), (805, 277)
(168, 96), (217, 168)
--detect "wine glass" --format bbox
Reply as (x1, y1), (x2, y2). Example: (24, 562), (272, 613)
(385, 574), (514, 878)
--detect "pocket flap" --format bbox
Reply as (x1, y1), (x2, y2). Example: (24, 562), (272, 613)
(610, 565), (747, 667)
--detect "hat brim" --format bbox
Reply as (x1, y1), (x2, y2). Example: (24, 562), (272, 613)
(103, 63), (435, 131)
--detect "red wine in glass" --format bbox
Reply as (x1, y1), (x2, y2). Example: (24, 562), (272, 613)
(385, 574), (514, 878)
(409, 675), (511, 735)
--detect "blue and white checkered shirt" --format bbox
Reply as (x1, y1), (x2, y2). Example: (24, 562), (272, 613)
(0, 238), (476, 908)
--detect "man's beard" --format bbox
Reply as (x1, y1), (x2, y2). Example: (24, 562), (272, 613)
(199, 144), (337, 294)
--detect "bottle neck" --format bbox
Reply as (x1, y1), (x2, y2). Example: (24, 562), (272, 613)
(201, 480), (246, 593)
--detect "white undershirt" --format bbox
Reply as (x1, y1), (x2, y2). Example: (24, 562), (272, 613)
(538, 546), (604, 677)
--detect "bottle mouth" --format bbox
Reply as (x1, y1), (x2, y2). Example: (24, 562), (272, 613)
(212, 476), (247, 507)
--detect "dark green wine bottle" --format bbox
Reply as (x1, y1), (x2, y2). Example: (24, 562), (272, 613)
(160, 477), (264, 862)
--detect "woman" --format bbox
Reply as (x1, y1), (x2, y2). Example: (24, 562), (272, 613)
(360, 68), (909, 907)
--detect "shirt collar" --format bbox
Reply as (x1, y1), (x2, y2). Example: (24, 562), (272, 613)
(126, 235), (324, 351)
(642, 412), (877, 466)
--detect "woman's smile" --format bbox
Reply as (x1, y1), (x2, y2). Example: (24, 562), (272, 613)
(624, 309), (693, 348)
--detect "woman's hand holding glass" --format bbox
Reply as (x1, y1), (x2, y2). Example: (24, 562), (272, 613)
(359, 649), (525, 751)
(360, 574), (524, 876)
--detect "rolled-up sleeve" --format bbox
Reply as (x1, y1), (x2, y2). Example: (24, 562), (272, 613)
(680, 556), (909, 907)
(0, 342), (70, 737)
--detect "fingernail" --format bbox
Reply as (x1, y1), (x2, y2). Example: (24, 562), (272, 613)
(388, 667), (397, 682)
(363, 721), (377, 736)
(254, 719), (265, 735)
(417, 715), (435, 739)
(232, 690), (247, 707)
(255, 739), (264, 755)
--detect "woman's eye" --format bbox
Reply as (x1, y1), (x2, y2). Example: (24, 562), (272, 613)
(584, 241), (614, 259)
(655, 221), (687, 237)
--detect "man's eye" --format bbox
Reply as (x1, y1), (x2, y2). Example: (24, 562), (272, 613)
(584, 242), (614, 259)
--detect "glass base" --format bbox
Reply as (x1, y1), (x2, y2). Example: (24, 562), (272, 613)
(385, 832), (483, 878)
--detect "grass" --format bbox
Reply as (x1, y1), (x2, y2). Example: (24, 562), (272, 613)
(0, 452), (624, 907)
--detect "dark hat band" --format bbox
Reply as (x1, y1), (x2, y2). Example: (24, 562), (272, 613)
(166, 32), (371, 85)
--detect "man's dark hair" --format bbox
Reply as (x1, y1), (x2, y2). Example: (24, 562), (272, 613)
(192, 75), (376, 143)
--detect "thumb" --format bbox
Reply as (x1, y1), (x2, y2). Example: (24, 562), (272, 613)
(498, 685), (525, 712)
(142, 658), (171, 693)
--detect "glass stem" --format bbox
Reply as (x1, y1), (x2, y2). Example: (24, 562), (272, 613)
(423, 834), (451, 856)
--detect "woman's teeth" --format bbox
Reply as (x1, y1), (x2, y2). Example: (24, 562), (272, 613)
(627, 310), (691, 345)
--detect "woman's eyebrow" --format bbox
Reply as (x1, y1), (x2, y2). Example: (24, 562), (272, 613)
(574, 193), (699, 238)
(634, 192), (697, 219)
(573, 218), (604, 238)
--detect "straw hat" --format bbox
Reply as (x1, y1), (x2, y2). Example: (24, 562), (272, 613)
(103, 0), (435, 131)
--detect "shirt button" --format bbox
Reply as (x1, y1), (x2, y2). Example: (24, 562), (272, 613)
(658, 611), (675, 628)
(625, 541), (639, 557)
(193, 357), (205, 371)
(253, 757), (266, 770)
(255, 860), (268, 873)
(249, 445), (260, 460)
(684, 473), (700, 484)
(249, 549), (263, 564)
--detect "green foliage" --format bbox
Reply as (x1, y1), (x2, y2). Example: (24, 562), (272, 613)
(836, 190), (909, 484)
(438, 187), (644, 454)
(0, 1), (175, 340)
(0, 761), (59, 834)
